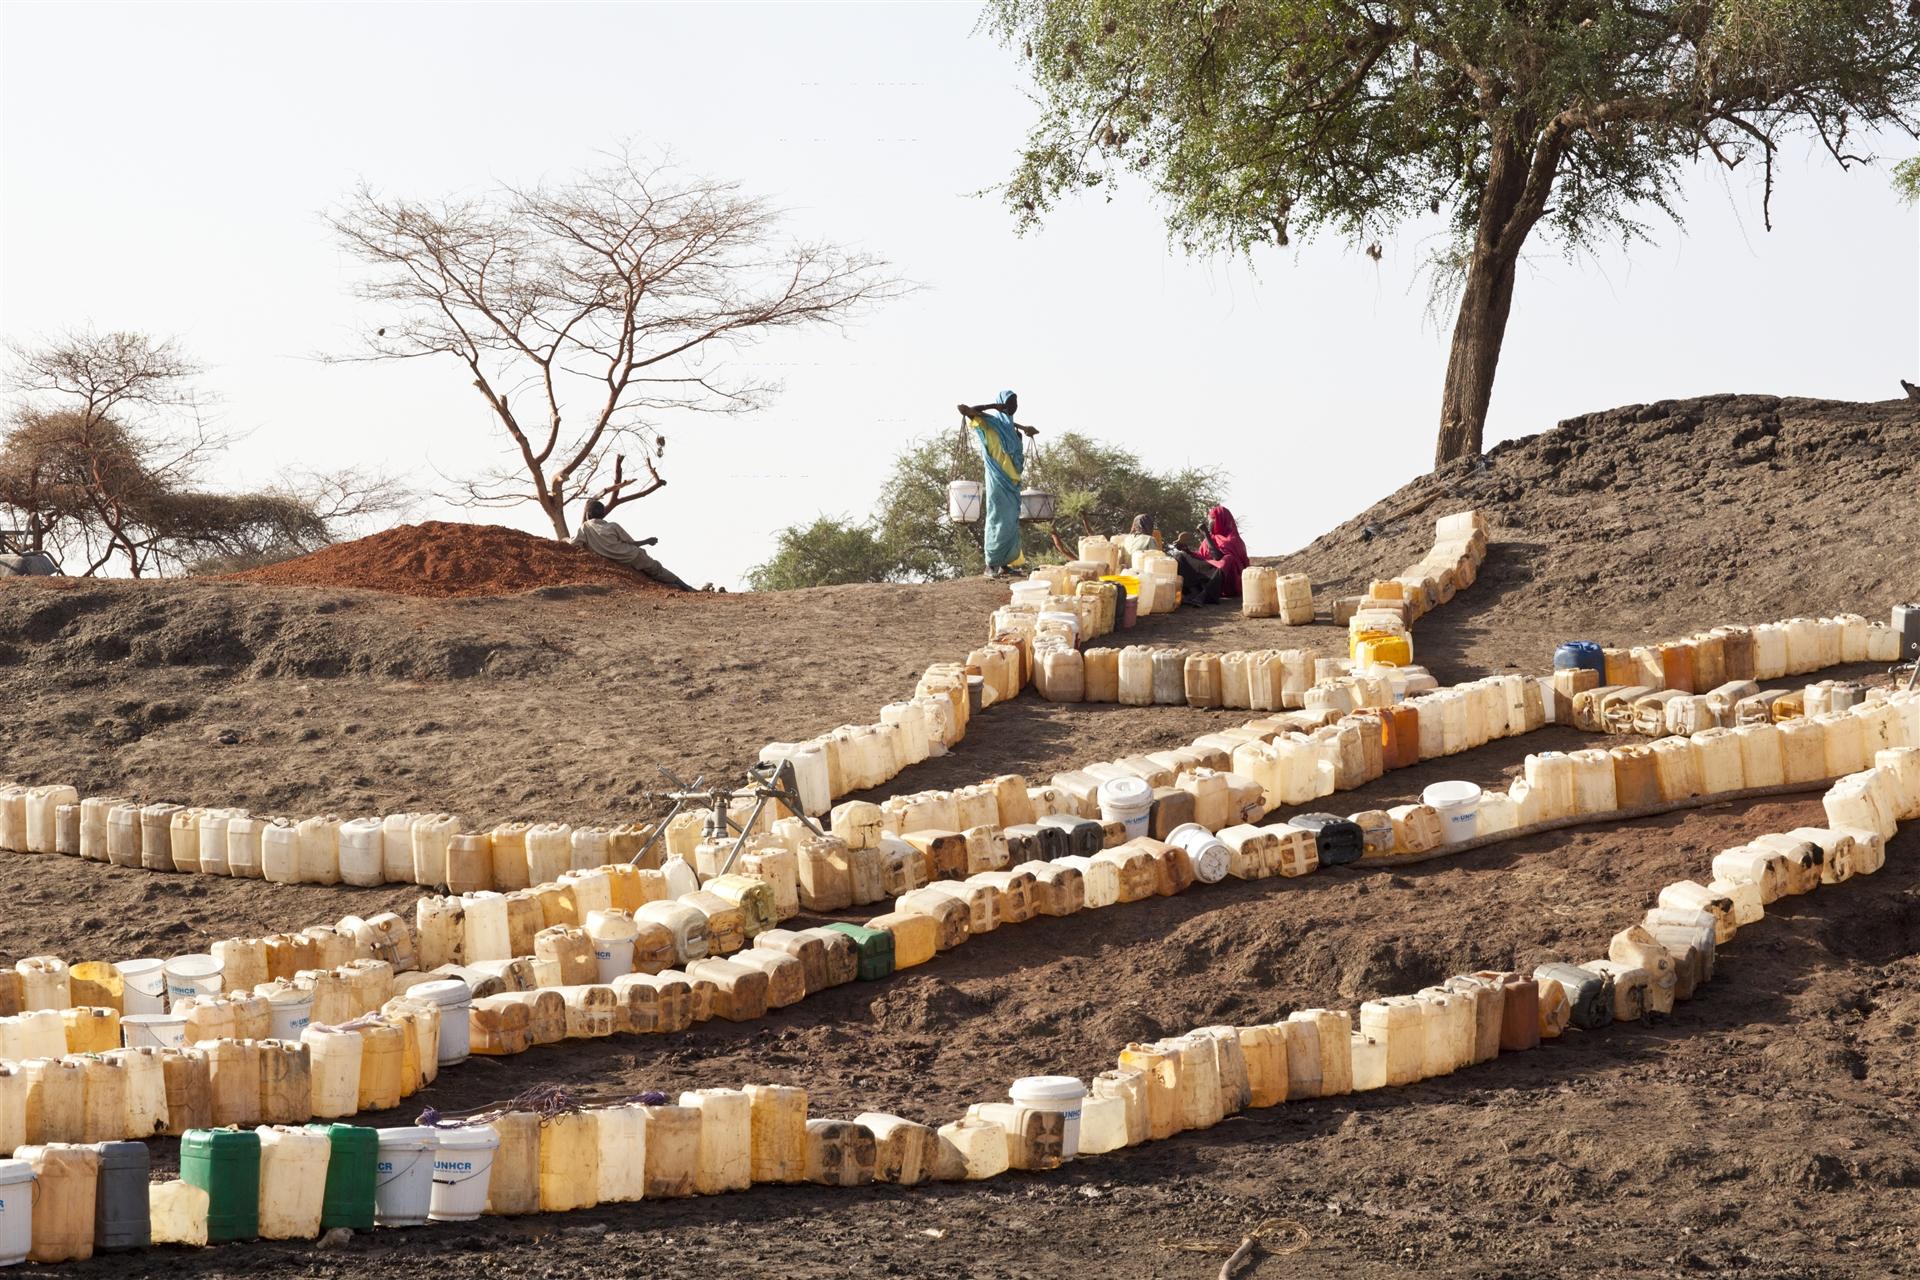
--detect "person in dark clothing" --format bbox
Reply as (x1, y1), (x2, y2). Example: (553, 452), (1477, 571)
(1168, 532), (1225, 607)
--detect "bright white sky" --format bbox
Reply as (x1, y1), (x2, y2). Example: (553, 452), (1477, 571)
(4, 2), (1916, 587)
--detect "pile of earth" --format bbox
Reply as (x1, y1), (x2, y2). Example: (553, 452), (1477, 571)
(230, 520), (678, 598)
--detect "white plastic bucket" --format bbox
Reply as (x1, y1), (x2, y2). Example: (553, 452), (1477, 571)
(374, 1126), (439, 1227)
(1009, 1075), (1087, 1159)
(116, 958), (168, 1016)
(1018, 488), (1055, 522)
(428, 1124), (500, 1222)
(265, 990), (314, 1041)
(1097, 777), (1154, 842)
(410, 979), (473, 1065)
(0, 1163), (28, 1268)
(122, 1013), (190, 1049)
(947, 479), (983, 524)
(1422, 781), (1483, 844)
(1165, 823), (1231, 885)
(162, 954), (224, 1008)
(590, 938), (634, 985)
(0, 1158), (31, 1267)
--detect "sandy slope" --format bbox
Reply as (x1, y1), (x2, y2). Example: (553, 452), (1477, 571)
(1, 392), (1918, 1277)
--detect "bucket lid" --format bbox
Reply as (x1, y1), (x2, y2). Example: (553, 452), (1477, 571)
(1164, 823), (1225, 853)
(376, 1125), (439, 1145)
(1097, 776), (1153, 807)
(1421, 780), (1483, 808)
(1009, 1075), (1087, 1103)
(411, 979), (474, 1006)
(164, 954), (222, 977)
(433, 1122), (501, 1146)
(0, 1158), (30, 1184)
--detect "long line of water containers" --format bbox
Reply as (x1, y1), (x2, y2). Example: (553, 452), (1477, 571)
(0, 733), (1911, 1263)
(756, 511), (1490, 819)
(3, 632), (1914, 1190)
(0, 511), (1494, 889)
(3, 600), (1911, 1075)
(4, 603), (1914, 1066)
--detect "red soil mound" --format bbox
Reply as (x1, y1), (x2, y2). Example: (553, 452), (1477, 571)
(232, 520), (675, 598)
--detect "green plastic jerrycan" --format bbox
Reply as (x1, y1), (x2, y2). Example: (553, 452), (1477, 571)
(823, 922), (895, 981)
(179, 1127), (260, 1243)
(306, 1123), (378, 1230)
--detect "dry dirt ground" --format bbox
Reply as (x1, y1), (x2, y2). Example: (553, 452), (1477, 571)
(2, 393), (1919, 1278)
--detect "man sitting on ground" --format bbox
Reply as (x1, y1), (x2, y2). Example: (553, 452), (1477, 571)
(571, 499), (697, 590)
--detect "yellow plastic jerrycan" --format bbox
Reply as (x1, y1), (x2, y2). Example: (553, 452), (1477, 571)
(1351, 631), (1413, 666)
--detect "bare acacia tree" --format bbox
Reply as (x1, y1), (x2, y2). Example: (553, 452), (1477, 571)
(326, 148), (904, 538)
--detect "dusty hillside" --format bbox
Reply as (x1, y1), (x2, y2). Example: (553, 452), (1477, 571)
(2, 393), (1919, 1278)
(1273, 393), (1920, 674)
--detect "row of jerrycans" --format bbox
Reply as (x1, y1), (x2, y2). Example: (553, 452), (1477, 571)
(0, 1039), (335, 1153)
(472, 1087), (1027, 1213)
(1587, 615), (1901, 691)
(167, 1122), (480, 1246)
(0, 1004), (443, 1154)
(79, 801), (661, 892)
(453, 856), (1134, 1059)
(465, 924), (889, 1056)
(1095, 929), (1715, 1148)
(2, 1126), (394, 1262)
(417, 859), (777, 971)
(0, 1140), (148, 1264)
(1515, 711), (1920, 829)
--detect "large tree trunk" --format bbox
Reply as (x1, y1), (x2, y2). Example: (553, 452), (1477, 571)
(538, 483), (571, 540)
(1434, 244), (1521, 466)
(1434, 127), (1535, 468)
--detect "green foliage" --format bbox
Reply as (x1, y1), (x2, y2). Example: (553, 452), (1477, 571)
(1897, 156), (1920, 204)
(989, 0), (1920, 262)
(748, 429), (1226, 589)
(745, 516), (902, 591)
(985, 1), (1920, 459)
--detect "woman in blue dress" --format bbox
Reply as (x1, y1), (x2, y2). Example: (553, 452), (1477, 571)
(956, 389), (1039, 578)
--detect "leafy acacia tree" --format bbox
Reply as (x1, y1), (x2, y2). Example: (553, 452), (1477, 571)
(988, 0), (1920, 464)
(749, 430), (1225, 588)
(328, 148), (902, 538)
(3, 329), (406, 575)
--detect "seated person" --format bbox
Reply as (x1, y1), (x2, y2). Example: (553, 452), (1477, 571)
(1167, 532), (1225, 607)
(1197, 505), (1249, 598)
(571, 499), (695, 590)
(1115, 513), (1159, 566)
